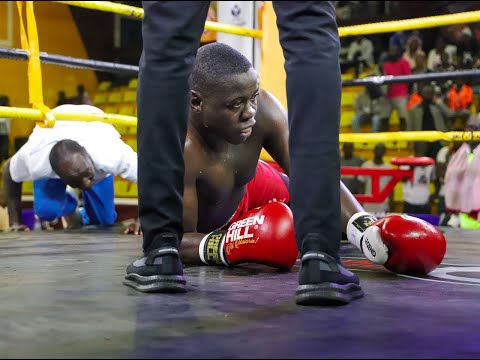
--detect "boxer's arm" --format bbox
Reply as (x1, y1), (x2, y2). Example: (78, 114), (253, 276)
(258, 90), (290, 175)
(2, 158), (27, 230)
(123, 147), (203, 239)
(179, 147), (209, 264)
(182, 163), (200, 234)
(340, 180), (365, 233)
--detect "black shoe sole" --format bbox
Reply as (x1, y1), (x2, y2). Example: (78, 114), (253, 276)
(123, 273), (187, 293)
(295, 283), (364, 306)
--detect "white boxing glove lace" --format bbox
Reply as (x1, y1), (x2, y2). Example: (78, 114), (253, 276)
(346, 211), (388, 265)
(360, 225), (389, 265)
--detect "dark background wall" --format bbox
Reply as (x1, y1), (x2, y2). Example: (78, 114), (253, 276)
(69, 1), (142, 84)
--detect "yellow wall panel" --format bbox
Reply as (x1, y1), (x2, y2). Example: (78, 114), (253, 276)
(259, 1), (286, 110)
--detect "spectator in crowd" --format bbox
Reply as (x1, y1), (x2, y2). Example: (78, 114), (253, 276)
(456, 26), (477, 69)
(427, 35), (456, 72)
(431, 52), (457, 96)
(444, 113), (480, 228)
(358, 142), (393, 215)
(412, 52), (428, 75)
(340, 142), (365, 194)
(406, 83), (424, 111)
(435, 121), (464, 226)
(380, 45), (412, 132)
(345, 35), (375, 78)
(401, 142), (436, 215)
(439, 51), (457, 72)
(441, 24), (480, 70)
(335, 1), (361, 21)
(351, 83), (384, 133)
(75, 85), (93, 106)
(404, 52), (429, 108)
(403, 33), (426, 73)
(447, 79), (473, 112)
(408, 82), (462, 159)
(389, 31), (412, 52)
(56, 91), (68, 106)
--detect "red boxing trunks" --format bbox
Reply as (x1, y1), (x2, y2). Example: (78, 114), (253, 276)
(225, 160), (290, 228)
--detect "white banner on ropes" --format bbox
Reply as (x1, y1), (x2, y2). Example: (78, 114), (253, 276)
(217, 1), (260, 71)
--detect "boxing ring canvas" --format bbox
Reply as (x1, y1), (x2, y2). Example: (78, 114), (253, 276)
(1, 226), (479, 358)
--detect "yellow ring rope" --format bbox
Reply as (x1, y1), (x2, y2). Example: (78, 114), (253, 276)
(52, 1), (480, 39)
(0, 106), (137, 127)
(339, 10), (480, 37)
(4, 104), (480, 143)
(52, 1), (263, 39)
(339, 131), (480, 143)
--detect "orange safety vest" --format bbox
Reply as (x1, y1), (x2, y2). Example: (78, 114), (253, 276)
(407, 91), (423, 110)
(448, 84), (473, 111)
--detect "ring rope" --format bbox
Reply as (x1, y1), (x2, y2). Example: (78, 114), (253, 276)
(3, 104), (478, 143)
(52, 1), (480, 39)
(52, 1), (263, 39)
(339, 10), (480, 37)
(3, 46), (480, 88)
(343, 69), (480, 87)
(0, 106), (137, 127)
(339, 131), (480, 143)
(0, 47), (139, 74)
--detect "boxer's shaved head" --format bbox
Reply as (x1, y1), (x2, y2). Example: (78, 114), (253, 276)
(192, 42), (253, 96)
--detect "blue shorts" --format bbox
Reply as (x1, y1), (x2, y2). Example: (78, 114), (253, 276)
(33, 175), (117, 226)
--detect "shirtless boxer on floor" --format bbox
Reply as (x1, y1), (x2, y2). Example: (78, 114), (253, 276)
(125, 43), (445, 276)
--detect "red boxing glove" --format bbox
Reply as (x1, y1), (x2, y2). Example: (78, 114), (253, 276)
(347, 213), (446, 275)
(199, 202), (298, 270)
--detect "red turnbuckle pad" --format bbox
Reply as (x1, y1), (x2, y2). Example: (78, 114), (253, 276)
(390, 156), (435, 166)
